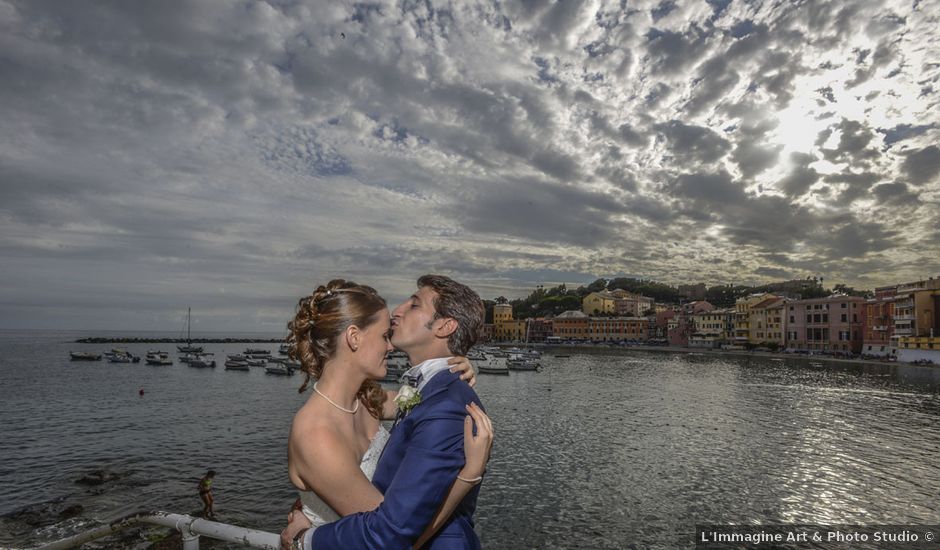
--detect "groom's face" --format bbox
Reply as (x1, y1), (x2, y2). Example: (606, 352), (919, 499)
(390, 286), (440, 351)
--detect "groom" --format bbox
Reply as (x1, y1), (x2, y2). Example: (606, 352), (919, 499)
(290, 274), (486, 549)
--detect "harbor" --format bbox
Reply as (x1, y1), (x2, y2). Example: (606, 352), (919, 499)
(3, 330), (940, 548)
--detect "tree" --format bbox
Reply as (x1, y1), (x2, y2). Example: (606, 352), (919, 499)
(586, 278), (607, 293)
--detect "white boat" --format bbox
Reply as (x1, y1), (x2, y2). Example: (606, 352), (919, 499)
(145, 354), (172, 366)
(475, 353), (510, 375)
(244, 348), (271, 357)
(188, 354), (216, 368)
(225, 359), (250, 371)
(507, 353), (540, 371)
(177, 308), (204, 353)
(265, 363), (291, 376)
(106, 349), (140, 363)
(278, 343), (291, 355)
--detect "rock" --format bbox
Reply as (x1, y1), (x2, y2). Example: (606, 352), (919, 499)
(59, 504), (84, 519)
(75, 469), (123, 486)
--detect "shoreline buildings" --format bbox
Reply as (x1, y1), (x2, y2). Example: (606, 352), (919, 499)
(483, 275), (940, 363)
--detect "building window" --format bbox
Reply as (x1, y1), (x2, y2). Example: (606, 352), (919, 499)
(841, 314), (847, 322)
(841, 303), (847, 308)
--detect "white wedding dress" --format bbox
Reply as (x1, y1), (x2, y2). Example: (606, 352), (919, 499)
(299, 425), (391, 526)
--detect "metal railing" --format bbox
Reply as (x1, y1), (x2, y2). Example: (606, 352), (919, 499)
(34, 510), (279, 550)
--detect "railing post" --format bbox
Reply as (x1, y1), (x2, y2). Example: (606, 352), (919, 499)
(179, 515), (200, 550)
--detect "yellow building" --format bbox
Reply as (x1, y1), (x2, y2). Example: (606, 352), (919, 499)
(493, 303), (513, 323)
(893, 281), (940, 361)
(492, 303), (526, 341)
(494, 320), (526, 342)
(734, 293), (775, 345)
(582, 292), (617, 315)
(690, 308), (734, 348)
(748, 296), (787, 345)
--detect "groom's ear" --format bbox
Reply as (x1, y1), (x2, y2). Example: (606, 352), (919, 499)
(434, 317), (458, 339)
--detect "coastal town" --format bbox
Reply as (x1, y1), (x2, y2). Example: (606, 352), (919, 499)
(482, 275), (940, 365)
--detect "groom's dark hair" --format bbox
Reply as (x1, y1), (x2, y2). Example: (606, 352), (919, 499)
(417, 274), (484, 356)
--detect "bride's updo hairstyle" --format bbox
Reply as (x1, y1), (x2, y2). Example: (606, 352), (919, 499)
(287, 279), (387, 419)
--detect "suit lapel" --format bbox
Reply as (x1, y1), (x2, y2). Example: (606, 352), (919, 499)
(374, 370), (461, 489)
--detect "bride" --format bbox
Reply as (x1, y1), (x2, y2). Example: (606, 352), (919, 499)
(282, 280), (493, 548)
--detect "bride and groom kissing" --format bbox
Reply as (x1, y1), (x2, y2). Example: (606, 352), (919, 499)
(280, 275), (495, 549)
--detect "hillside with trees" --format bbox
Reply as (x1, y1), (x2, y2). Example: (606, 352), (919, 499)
(487, 276), (869, 319)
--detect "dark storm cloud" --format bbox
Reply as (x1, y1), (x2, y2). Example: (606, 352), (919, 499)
(823, 171), (883, 203)
(654, 120), (731, 164)
(0, 0), (936, 329)
(778, 153), (821, 198)
(455, 178), (623, 247)
(902, 145), (940, 185)
(645, 26), (709, 75)
(820, 119), (880, 164)
(871, 181), (920, 206)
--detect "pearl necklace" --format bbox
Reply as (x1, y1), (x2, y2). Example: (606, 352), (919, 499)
(313, 382), (360, 414)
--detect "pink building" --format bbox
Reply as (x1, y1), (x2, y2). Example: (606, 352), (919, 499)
(653, 310), (676, 340)
(863, 285), (896, 357)
(684, 300), (715, 315)
(668, 314), (690, 346)
(786, 295), (865, 354)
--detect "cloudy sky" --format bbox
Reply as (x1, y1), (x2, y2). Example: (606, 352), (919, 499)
(1, 0), (939, 331)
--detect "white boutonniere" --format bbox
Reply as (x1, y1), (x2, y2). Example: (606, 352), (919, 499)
(394, 384), (422, 413)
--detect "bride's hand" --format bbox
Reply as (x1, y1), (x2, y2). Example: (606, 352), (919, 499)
(280, 502), (312, 550)
(460, 403), (493, 479)
(449, 356), (477, 387)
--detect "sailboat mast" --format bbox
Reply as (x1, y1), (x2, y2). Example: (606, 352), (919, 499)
(187, 307), (191, 345)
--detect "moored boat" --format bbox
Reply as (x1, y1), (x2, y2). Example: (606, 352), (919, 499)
(177, 308), (203, 353)
(475, 353), (510, 375)
(225, 359), (250, 371)
(106, 349), (140, 363)
(188, 354), (216, 368)
(69, 351), (102, 361)
(265, 363), (291, 376)
(507, 353), (540, 371)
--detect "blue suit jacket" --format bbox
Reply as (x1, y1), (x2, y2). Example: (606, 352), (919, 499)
(311, 370), (484, 549)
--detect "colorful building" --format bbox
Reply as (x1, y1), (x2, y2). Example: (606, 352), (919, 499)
(893, 278), (940, 362)
(690, 308), (735, 348)
(785, 295), (865, 354)
(553, 310), (589, 340)
(527, 318), (553, 343)
(863, 285), (896, 357)
(734, 293), (776, 347)
(492, 303), (525, 342)
(586, 317), (649, 341)
(667, 314), (690, 346)
(748, 296), (787, 346)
